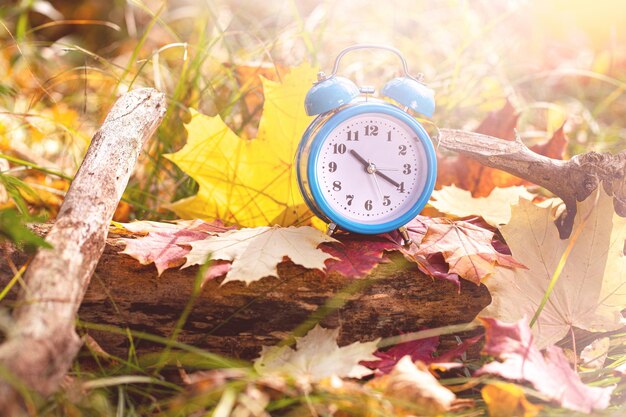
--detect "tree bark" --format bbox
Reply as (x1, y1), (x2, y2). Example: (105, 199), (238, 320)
(0, 227), (491, 361)
(0, 89), (165, 410)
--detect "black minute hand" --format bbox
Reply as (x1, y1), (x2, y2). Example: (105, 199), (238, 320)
(375, 170), (401, 188)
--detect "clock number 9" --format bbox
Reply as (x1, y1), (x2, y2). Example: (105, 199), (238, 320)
(398, 145), (407, 155)
(333, 181), (342, 191)
(365, 125), (378, 136)
(364, 200), (373, 211)
(328, 161), (337, 172)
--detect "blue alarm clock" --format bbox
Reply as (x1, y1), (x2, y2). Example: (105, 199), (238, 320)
(296, 44), (437, 245)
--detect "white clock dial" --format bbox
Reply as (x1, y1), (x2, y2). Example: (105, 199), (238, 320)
(318, 113), (429, 224)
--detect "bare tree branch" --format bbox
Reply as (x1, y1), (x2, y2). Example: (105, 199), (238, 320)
(438, 128), (626, 237)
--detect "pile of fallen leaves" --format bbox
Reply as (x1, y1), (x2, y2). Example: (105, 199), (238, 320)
(118, 188), (624, 415)
(114, 65), (626, 415)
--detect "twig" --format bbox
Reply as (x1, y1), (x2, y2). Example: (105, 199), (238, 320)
(0, 88), (165, 410)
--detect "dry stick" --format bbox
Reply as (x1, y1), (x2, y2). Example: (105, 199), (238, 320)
(437, 128), (626, 238)
(0, 88), (165, 406)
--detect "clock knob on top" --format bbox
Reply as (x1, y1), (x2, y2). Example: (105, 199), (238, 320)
(304, 75), (359, 116)
(382, 77), (435, 118)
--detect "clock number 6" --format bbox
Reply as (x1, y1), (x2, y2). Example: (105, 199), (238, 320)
(364, 200), (373, 211)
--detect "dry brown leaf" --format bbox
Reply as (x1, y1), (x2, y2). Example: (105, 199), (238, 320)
(429, 185), (535, 226)
(374, 356), (456, 416)
(481, 188), (626, 347)
(580, 337), (610, 371)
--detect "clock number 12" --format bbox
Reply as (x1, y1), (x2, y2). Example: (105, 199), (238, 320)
(364, 125), (378, 136)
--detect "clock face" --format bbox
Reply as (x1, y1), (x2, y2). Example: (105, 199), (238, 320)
(316, 112), (430, 225)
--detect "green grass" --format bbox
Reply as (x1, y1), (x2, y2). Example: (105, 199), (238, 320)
(0, 0), (625, 415)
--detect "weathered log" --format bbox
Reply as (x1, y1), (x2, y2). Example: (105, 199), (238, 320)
(438, 129), (626, 237)
(0, 227), (491, 361)
(0, 89), (166, 410)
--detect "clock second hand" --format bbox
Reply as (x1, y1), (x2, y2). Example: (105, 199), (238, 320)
(375, 170), (401, 188)
(368, 159), (384, 200)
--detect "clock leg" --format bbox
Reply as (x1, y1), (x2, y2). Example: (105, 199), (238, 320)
(326, 222), (338, 237)
(398, 226), (412, 246)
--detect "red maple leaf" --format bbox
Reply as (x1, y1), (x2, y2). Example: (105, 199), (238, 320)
(477, 317), (614, 413)
(119, 220), (231, 275)
(362, 336), (440, 374)
(322, 234), (396, 278)
(363, 333), (482, 375)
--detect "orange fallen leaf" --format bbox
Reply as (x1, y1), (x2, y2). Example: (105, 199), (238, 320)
(416, 219), (525, 284)
(482, 382), (541, 417)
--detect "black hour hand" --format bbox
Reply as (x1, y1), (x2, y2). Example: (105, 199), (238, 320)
(349, 149), (369, 168)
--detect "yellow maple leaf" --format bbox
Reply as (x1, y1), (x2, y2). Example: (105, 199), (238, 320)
(164, 63), (318, 227)
(482, 382), (541, 417)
